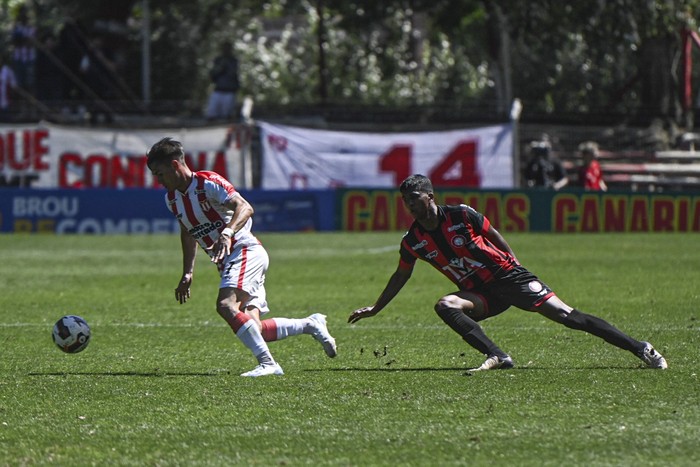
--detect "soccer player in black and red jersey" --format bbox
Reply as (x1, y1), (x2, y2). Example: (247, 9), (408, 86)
(348, 174), (667, 370)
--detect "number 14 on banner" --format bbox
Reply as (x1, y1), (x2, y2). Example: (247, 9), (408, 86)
(379, 140), (481, 187)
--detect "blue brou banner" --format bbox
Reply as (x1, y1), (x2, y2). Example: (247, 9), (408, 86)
(0, 189), (335, 234)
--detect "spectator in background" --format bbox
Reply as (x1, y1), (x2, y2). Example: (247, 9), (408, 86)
(205, 41), (240, 121)
(10, 5), (36, 94)
(577, 141), (608, 191)
(524, 140), (569, 190)
(0, 53), (18, 121)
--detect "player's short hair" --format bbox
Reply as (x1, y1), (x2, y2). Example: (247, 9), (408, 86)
(400, 174), (433, 194)
(146, 137), (185, 169)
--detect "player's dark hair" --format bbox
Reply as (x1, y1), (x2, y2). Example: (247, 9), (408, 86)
(400, 174), (433, 194)
(146, 137), (185, 169)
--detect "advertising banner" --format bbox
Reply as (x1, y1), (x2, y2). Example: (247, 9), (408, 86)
(0, 123), (252, 189)
(0, 189), (335, 234)
(259, 121), (514, 190)
(339, 189), (700, 233)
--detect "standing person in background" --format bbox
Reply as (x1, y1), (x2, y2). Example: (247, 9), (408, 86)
(0, 53), (18, 122)
(348, 174), (667, 371)
(524, 140), (569, 190)
(205, 41), (240, 121)
(10, 5), (36, 95)
(147, 137), (337, 377)
(578, 141), (608, 191)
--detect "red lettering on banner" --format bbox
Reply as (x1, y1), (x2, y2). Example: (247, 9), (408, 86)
(345, 192), (369, 231)
(59, 152), (83, 187)
(553, 196), (578, 232)
(395, 194), (413, 230)
(629, 198), (649, 231)
(33, 129), (49, 170)
(504, 196), (528, 232)
(429, 141), (480, 187)
(372, 194), (391, 231)
(603, 197), (626, 232)
(465, 194), (480, 210)
(692, 199), (700, 231)
(482, 196), (500, 228)
(57, 151), (227, 188)
(109, 156), (146, 188)
(652, 198), (675, 231)
(677, 198), (689, 231)
(84, 155), (109, 187)
(379, 145), (412, 186)
(580, 196), (600, 232)
(0, 129), (49, 171)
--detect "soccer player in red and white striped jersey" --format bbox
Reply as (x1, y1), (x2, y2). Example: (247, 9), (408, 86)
(147, 138), (337, 377)
(348, 174), (667, 371)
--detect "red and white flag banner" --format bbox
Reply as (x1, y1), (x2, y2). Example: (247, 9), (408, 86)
(259, 121), (514, 189)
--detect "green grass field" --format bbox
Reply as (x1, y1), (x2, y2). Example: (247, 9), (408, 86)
(0, 232), (698, 466)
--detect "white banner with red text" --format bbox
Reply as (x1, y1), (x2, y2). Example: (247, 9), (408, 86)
(259, 121), (514, 189)
(0, 123), (252, 189)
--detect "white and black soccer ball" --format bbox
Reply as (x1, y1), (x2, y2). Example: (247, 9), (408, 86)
(52, 315), (91, 353)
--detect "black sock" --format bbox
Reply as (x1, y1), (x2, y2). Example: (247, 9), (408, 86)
(564, 309), (640, 353)
(435, 307), (507, 357)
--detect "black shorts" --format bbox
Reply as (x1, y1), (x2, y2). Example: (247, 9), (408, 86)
(472, 266), (554, 317)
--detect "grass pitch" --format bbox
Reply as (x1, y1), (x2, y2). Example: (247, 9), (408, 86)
(0, 232), (698, 466)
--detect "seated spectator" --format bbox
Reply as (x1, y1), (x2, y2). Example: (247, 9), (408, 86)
(524, 140), (568, 190)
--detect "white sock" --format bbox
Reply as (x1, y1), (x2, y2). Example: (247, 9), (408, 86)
(236, 320), (274, 364)
(271, 317), (308, 340)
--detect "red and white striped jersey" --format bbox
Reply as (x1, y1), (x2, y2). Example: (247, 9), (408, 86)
(164, 171), (259, 256)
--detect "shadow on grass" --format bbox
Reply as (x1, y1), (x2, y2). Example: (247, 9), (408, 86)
(305, 366), (642, 372)
(27, 371), (225, 377)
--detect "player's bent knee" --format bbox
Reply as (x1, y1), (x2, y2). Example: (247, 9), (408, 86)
(434, 296), (460, 313)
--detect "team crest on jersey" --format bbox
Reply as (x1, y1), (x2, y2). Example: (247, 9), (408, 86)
(451, 235), (467, 247)
(200, 200), (212, 212)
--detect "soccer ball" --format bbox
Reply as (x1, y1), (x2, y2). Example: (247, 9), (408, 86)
(52, 315), (91, 353)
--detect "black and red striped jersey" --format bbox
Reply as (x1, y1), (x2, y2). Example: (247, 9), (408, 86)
(399, 204), (519, 289)
(164, 171), (258, 256)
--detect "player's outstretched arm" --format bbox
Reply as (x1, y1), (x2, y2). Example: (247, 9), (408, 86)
(348, 267), (412, 324)
(176, 225), (197, 304)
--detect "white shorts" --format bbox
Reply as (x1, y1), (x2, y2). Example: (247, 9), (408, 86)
(219, 243), (269, 315)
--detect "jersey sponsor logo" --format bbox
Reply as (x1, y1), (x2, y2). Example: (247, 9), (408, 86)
(426, 250), (438, 259)
(188, 220), (224, 239)
(451, 235), (467, 247)
(442, 256), (483, 282)
(412, 240), (428, 250)
(447, 223), (465, 232)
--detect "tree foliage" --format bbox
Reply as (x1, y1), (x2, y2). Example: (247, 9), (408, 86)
(3, 0), (700, 124)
